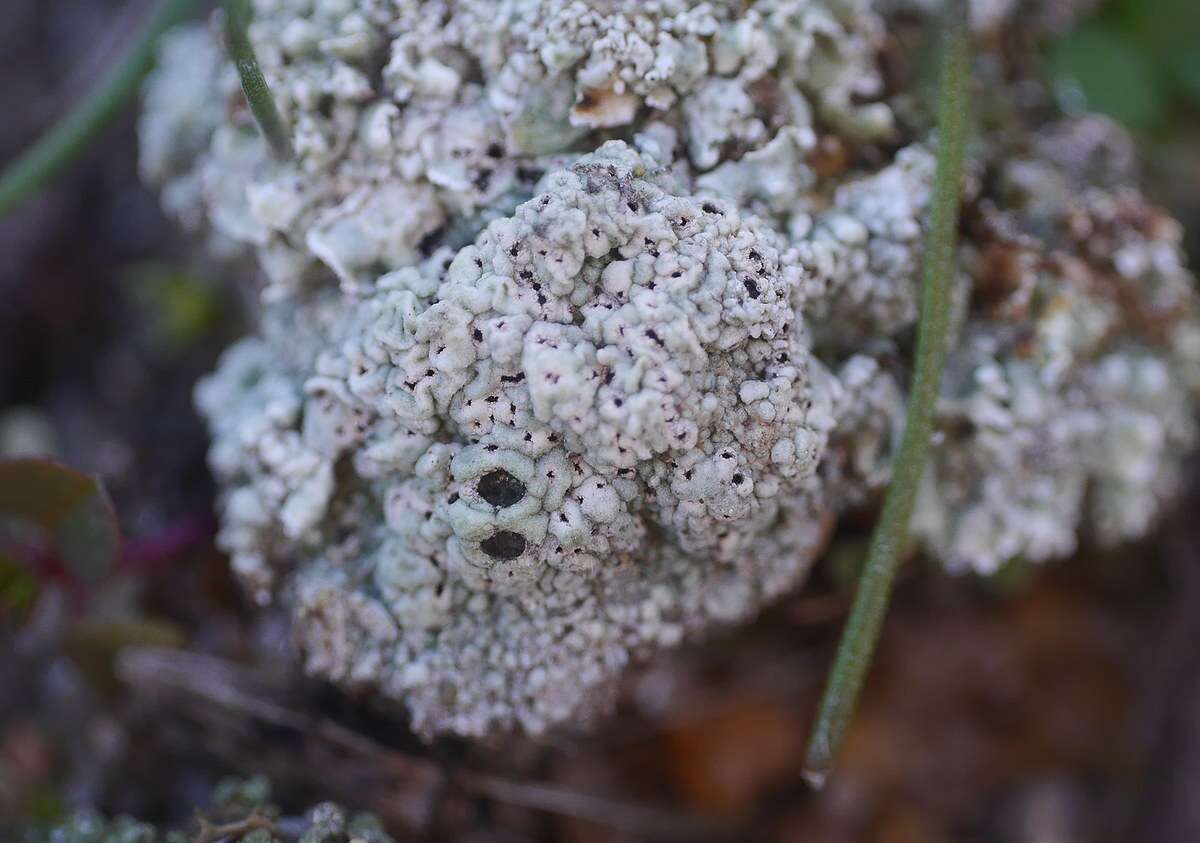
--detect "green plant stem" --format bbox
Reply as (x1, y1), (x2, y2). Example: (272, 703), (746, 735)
(0, 0), (198, 219)
(224, 0), (293, 161)
(802, 2), (970, 788)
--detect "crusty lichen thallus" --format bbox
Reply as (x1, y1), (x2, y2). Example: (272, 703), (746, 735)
(141, 0), (1200, 738)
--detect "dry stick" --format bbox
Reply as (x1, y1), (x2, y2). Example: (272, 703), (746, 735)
(0, 0), (198, 218)
(462, 774), (723, 839)
(223, 0), (293, 161)
(193, 810), (278, 843)
(801, 3), (970, 788)
(117, 647), (720, 839)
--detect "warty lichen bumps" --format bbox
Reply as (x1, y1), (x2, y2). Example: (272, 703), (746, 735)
(195, 142), (838, 735)
(139, 0), (892, 298)
(144, 0), (1200, 736)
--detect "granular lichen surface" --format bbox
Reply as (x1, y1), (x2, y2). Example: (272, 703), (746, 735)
(140, 0), (1200, 737)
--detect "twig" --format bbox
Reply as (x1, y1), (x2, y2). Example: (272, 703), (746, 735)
(194, 809), (278, 843)
(223, 0), (293, 161)
(117, 647), (722, 838)
(461, 773), (723, 839)
(802, 1), (971, 787)
(0, 0), (198, 218)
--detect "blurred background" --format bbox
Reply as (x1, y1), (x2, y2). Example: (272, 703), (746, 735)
(2, 0), (1200, 840)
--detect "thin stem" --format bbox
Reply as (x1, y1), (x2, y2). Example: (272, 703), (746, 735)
(193, 810), (277, 843)
(0, 0), (199, 218)
(802, 2), (970, 787)
(223, 0), (293, 161)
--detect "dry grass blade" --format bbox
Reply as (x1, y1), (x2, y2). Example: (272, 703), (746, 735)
(802, 1), (971, 787)
(0, 0), (198, 217)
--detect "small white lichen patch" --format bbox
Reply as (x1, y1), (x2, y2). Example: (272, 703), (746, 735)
(912, 142), (1200, 573)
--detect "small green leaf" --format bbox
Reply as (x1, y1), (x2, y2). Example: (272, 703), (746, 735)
(0, 552), (39, 613)
(1050, 23), (1168, 133)
(1171, 50), (1200, 110)
(0, 458), (121, 585)
(1116, 0), (1200, 57)
(126, 263), (220, 350)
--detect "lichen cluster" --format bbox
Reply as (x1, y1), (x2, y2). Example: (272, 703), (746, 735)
(22, 777), (393, 843)
(141, 0), (1200, 736)
(195, 141), (837, 734)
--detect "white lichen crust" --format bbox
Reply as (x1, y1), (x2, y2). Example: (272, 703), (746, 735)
(139, 0), (893, 300)
(198, 143), (835, 735)
(145, 1), (1200, 736)
(912, 130), (1200, 572)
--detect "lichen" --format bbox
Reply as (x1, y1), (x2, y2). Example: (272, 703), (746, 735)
(142, 1), (1200, 737)
(197, 142), (836, 734)
(912, 135), (1200, 572)
(139, 0), (893, 300)
(21, 777), (394, 843)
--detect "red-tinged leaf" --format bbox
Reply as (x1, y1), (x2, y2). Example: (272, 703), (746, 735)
(0, 458), (120, 587)
(0, 552), (38, 613)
